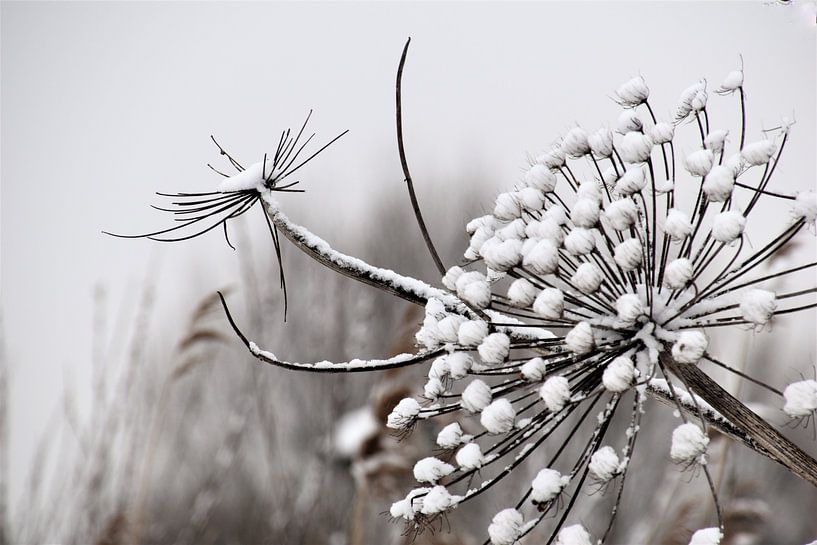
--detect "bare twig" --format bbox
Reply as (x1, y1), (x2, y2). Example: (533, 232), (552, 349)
(396, 37), (446, 277)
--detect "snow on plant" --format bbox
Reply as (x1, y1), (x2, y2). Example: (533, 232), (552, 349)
(111, 40), (817, 545)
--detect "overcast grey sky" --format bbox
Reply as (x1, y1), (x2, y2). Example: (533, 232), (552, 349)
(2, 0), (815, 513)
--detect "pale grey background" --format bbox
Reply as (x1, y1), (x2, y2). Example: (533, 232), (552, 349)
(2, 0), (815, 520)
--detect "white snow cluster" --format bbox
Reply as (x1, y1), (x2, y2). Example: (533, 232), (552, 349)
(455, 442), (485, 469)
(533, 288), (564, 319)
(618, 131), (653, 163)
(739, 289), (777, 326)
(602, 356), (635, 392)
(481, 398), (516, 434)
(413, 457), (455, 483)
(671, 331), (708, 364)
(420, 485), (461, 515)
(783, 379), (817, 418)
(507, 278), (538, 307)
(387, 398), (420, 430)
(793, 190), (817, 226)
(555, 524), (592, 545)
(478, 333), (511, 365)
(688, 527), (722, 545)
(530, 468), (570, 504)
(741, 139), (776, 166)
(521, 357), (547, 382)
(565, 322), (594, 355)
(564, 227), (596, 255)
(712, 210), (746, 243)
(684, 149), (715, 177)
(615, 75), (649, 107)
(455, 271), (491, 308)
(540, 376), (571, 412)
(588, 446), (622, 481)
(488, 509), (525, 545)
(390, 487), (429, 520)
(614, 238), (642, 271)
(604, 198), (639, 231)
(458, 320), (488, 347)
(571, 262), (604, 293)
(616, 293), (644, 325)
(664, 209), (693, 241)
(702, 165), (735, 202)
(436, 422), (470, 449)
(670, 423), (709, 463)
(664, 258), (693, 289)
(461, 379), (492, 413)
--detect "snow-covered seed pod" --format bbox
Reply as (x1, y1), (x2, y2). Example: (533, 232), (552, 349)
(711, 210), (746, 243)
(461, 379), (493, 412)
(387, 398), (421, 429)
(688, 527), (723, 545)
(507, 278), (538, 307)
(538, 145), (566, 169)
(615, 165), (647, 196)
(466, 214), (496, 236)
(525, 164), (558, 193)
(437, 315), (467, 343)
(481, 237), (523, 272)
(420, 485), (458, 515)
(533, 288), (564, 319)
(496, 218), (526, 241)
(525, 217), (563, 243)
(493, 192), (521, 221)
(589, 446), (621, 481)
(540, 376), (571, 412)
(480, 398), (516, 434)
(546, 206), (568, 225)
(664, 208), (693, 241)
(783, 380), (817, 418)
(488, 509), (524, 545)
(619, 131), (654, 163)
(556, 524), (592, 545)
(649, 121), (675, 144)
(604, 198), (639, 231)
(702, 165), (735, 202)
(716, 67), (744, 94)
(602, 166), (619, 188)
(516, 187), (546, 212)
(390, 488), (428, 521)
(455, 442), (485, 469)
(602, 356), (635, 392)
(530, 468), (569, 504)
(428, 356), (449, 381)
(664, 257), (694, 289)
(413, 457), (455, 483)
(442, 265), (464, 290)
(739, 288), (777, 326)
(684, 149), (715, 177)
(447, 352), (473, 379)
(437, 422), (467, 449)
(565, 322), (594, 355)
(614, 238), (643, 271)
(615, 75), (649, 107)
(704, 129), (729, 153)
(456, 271), (492, 308)
(458, 320), (488, 347)
(793, 190), (817, 226)
(562, 127), (591, 158)
(521, 357), (547, 382)
(424, 378), (446, 400)
(670, 423), (709, 463)
(478, 333), (511, 365)
(564, 227), (596, 255)
(466, 226), (494, 260)
(615, 293), (644, 325)
(523, 239), (560, 274)
(671, 330), (708, 364)
(676, 80), (707, 119)
(588, 127), (614, 157)
(571, 262), (604, 293)
(741, 139), (777, 166)
(576, 180), (603, 203)
(617, 109), (643, 134)
(570, 198), (601, 227)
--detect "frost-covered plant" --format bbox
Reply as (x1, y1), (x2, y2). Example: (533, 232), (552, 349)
(113, 42), (817, 545)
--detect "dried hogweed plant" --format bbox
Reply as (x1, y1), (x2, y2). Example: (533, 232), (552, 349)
(113, 41), (817, 545)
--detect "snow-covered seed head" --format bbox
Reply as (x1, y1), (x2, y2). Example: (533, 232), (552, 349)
(538, 145), (566, 169)
(525, 164), (558, 193)
(523, 239), (560, 274)
(564, 227), (596, 255)
(741, 139), (777, 166)
(530, 468), (569, 504)
(493, 192), (521, 221)
(664, 208), (693, 242)
(615, 165), (647, 196)
(521, 357), (547, 382)
(456, 271), (492, 308)
(533, 288), (564, 320)
(570, 198), (601, 228)
(602, 356), (635, 392)
(420, 485), (459, 515)
(390, 487), (429, 521)
(481, 237), (523, 272)
(413, 457), (455, 483)
(739, 289), (777, 326)
(684, 149), (715, 177)
(676, 79), (708, 122)
(604, 198), (639, 231)
(649, 121), (675, 144)
(437, 315), (467, 343)
(507, 278), (538, 307)
(387, 398), (421, 429)
(488, 509), (524, 545)
(424, 378), (446, 400)
(455, 441), (485, 469)
(495, 219), (526, 241)
(540, 376), (571, 412)
(480, 398), (516, 434)
(436, 422), (467, 449)
(664, 257), (694, 289)
(428, 356), (449, 381)
(711, 210), (746, 243)
(671, 331), (708, 364)
(571, 262), (604, 293)
(688, 527), (723, 545)
(562, 127), (591, 158)
(717, 65), (744, 94)
(478, 333), (511, 365)
(458, 320), (488, 347)
(617, 109), (643, 134)
(615, 75), (650, 107)
(702, 165), (735, 202)
(447, 352), (473, 379)
(441, 265), (464, 290)
(588, 127), (614, 158)
(616, 293), (644, 325)
(704, 129), (729, 153)
(588, 446), (622, 481)
(461, 379), (492, 413)
(783, 380), (817, 418)
(555, 524), (593, 545)
(793, 190), (817, 226)
(565, 321), (594, 355)
(619, 131), (653, 163)
(546, 206), (568, 225)
(670, 423), (709, 463)
(614, 238), (643, 271)
(516, 187), (546, 212)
